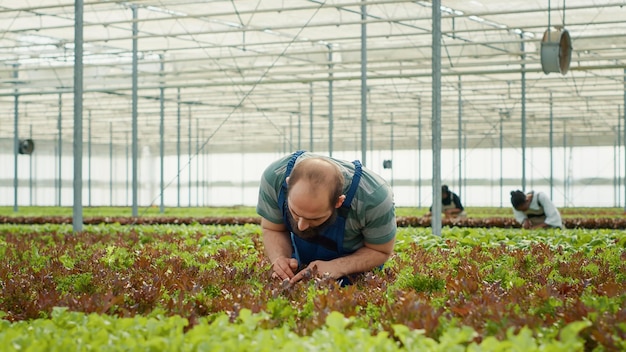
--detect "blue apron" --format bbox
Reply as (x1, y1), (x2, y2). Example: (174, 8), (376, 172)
(277, 151), (362, 280)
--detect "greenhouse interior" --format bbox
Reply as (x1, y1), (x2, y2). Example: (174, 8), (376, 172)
(1, 0), (626, 211)
(1, 2), (625, 351)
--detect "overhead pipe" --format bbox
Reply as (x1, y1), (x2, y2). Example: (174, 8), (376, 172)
(3, 63), (625, 98)
(6, 0), (619, 31)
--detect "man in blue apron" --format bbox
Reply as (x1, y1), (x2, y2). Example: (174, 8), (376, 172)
(256, 151), (396, 286)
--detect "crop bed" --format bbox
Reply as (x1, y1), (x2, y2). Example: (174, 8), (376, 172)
(1, 215), (626, 229)
(0, 222), (624, 351)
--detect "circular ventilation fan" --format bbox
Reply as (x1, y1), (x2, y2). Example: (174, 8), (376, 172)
(540, 28), (572, 75)
(18, 139), (35, 155)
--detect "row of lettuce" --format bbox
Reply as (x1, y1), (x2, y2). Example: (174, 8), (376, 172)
(0, 223), (624, 350)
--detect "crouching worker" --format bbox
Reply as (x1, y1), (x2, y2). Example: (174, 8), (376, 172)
(510, 189), (563, 229)
(424, 185), (467, 219)
(256, 150), (396, 286)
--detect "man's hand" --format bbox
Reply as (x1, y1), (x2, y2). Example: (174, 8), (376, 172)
(289, 261), (340, 284)
(271, 256), (299, 280)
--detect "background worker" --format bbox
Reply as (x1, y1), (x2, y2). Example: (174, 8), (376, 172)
(510, 189), (563, 229)
(424, 185), (467, 219)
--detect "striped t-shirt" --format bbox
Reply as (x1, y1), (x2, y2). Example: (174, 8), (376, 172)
(256, 152), (397, 251)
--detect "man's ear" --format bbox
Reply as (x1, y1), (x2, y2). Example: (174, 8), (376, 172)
(286, 176), (290, 184)
(334, 195), (346, 209)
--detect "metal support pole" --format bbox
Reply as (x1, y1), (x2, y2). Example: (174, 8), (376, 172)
(177, 88), (181, 207)
(298, 102), (302, 150)
(463, 132), (467, 196)
(328, 45), (334, 156)
(12, 65), (19, 212)
(159, 55), (165, 213)
(29, 125), (33, 205)
(57, 93), (63, 206)
(369, 121), (373, 155)
(563, 124), (567, 206)
(615, 142), (619, 207)
(617, 111), (621, 206)
(457, 76), (462, 196)
(500, 114), (503, 207)
(131, 5), (139, 217)
(88, 110), (92, 207)
(73, 0), (84, 231)
(390, 113), (394, 187)
(109, 122), (113, 206)
(188, 105), (192, 207)
(520, 35), (527, 191)
(549, 92), (554, 200)
(432, 0), (442, 236)
(418, 98), (422, 207)
(360, 1), (368, 166)
(309, 82), (314, 152)
(289, 114), (293, 151)
(126, 133), (130, 205)
(196, 118), (200, 206)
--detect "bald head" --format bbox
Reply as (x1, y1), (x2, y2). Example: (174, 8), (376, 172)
(287, 157), (345, 207)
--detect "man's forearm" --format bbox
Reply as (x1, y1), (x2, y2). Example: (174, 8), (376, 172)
(328, 245), (391, 276)
(263, 230), (293, 264)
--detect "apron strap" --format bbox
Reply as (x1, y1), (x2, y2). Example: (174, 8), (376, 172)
(279, 150), (306, 222)
(338, 160), (362, 218)
(344, 160), (362, 206)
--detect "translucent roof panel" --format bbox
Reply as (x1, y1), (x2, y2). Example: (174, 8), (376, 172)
(1, 0), (625, 154)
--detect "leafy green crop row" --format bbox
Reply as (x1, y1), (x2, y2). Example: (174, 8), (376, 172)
(1, 205), (624, 219)
(0, 307), (591, 352)
(0, 224), (624, 351)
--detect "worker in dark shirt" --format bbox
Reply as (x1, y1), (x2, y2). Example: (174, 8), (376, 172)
(425, 185), (466, 219)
